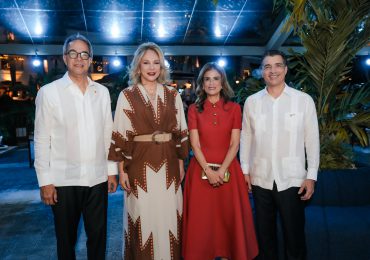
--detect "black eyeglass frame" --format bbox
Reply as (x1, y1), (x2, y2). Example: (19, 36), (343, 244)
(65, 50), (91, 60)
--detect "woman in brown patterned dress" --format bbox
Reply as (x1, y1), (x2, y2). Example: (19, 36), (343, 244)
(108, 42), (189, 260)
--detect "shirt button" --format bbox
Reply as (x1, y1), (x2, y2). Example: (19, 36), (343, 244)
(212, 104), (216, 108)
(213, 113), (217, 116)
(213, 122), (217, 125)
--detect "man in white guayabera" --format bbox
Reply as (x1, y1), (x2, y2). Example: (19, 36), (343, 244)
(34, 33), (118, 260)
(240, 50), (320, 260)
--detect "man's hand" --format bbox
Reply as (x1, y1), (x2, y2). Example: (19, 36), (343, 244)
(40, 184), (57, 205)
(119, 172), (131, 192)
(108, 175), (118, 193)
(298, 179), (315, 200)
(244, 174), (252, 193)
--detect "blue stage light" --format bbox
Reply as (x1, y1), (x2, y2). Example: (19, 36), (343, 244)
(365, 57), (370, 66)
(112, 58), (121, 67)
(217, 58), (226, 67)
(32, 58), (41, 67)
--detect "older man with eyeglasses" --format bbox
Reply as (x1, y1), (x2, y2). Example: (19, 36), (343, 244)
(34, 33), (118, 260)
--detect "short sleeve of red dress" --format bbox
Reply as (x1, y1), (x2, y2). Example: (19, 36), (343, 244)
(187, 104), (198, 130)
(232, 103), (242, 129)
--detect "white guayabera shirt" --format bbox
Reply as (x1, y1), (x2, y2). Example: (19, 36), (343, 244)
(240, 84), (320, 192)
(34, 72), (117, 187)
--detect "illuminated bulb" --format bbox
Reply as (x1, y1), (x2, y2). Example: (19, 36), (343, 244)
(158, 26), (166, 38)
(33, 58), (41, 67)
(35, 22), (43, 35)
(365, 58), (370, 66)
(111, 24), (120, 38)
(215, 26), (221, 37)
(217, 58), (226, 67)
(112, 58), (121, 67)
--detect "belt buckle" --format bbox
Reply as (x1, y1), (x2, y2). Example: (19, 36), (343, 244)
(152, 131), (164, 144)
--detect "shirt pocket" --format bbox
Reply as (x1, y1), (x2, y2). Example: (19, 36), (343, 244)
(284, 112), (303, 132)
(252, 158), (268, 179)
(251, 114), (267, 133)
(282, 156), (306, 179)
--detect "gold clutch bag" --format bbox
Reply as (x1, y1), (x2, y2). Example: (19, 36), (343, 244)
(201, 163), (230, 183)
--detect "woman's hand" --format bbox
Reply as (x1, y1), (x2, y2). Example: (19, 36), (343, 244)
(206, 168), (224, 187)
(179, 167), (185, 185)
(119, 172), (131, 192)
(179, 160), (185, 185)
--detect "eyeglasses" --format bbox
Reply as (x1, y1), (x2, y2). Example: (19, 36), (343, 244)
(66, 50), (90, 60)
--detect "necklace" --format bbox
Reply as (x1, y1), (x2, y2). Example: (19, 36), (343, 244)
(143, 85), (157, 101)
(146, 92), (156, 101)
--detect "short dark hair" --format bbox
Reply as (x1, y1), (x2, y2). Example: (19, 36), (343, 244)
(261, 50), (287, 66)
(62, 33), (93, 58)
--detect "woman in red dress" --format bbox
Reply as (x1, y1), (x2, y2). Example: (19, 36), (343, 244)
(182, 62), (258, 260)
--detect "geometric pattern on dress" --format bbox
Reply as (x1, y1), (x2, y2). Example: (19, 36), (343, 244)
(169, 210), (182, 260)
(126, 163), (182, 260)
(125, 215), (154, 260)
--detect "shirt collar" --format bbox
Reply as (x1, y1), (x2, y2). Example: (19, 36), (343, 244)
(61, 72), (95, 90)
(204, 97), (224, 108)
(262, 83), (292, 97)
(282, 84), (293, 96)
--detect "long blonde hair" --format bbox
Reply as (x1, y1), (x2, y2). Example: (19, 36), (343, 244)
(128, 42), (170, 86)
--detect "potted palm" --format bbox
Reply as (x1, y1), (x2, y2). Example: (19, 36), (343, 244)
(273, 0), (370, 169)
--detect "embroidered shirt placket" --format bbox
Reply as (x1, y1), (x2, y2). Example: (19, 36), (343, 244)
(271, 96), (279, 188)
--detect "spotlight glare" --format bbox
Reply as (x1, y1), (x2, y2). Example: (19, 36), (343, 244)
(215, 26), (221, 38)
(158, 26), (166, 38)
(33, 58), (41, 67)
(111, 24), (120, 38)
(112, 58), (121, 67)
(217, 58), (226, 67)
(35, 22), (43, 35)
(365, 58), (370, 66)
(164, 59), (170, 68)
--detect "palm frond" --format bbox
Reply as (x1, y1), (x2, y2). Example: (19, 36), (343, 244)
(279, 0), (370, 168)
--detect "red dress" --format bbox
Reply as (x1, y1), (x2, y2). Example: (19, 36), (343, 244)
(182, 99), (258, 260)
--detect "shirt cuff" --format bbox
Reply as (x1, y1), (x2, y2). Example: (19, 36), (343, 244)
(306, 168), (318, 181)
(107, 161), (118, 176)
(36, 170), (52, 187)
(241, 163), (250, 175)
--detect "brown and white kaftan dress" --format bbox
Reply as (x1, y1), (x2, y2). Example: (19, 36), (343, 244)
(108, 84), (189, 260)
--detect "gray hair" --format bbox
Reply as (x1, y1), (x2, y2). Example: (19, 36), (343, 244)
(62, 33), (93, 58)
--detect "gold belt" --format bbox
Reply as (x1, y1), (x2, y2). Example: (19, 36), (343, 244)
(133, 131), (172, 143)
